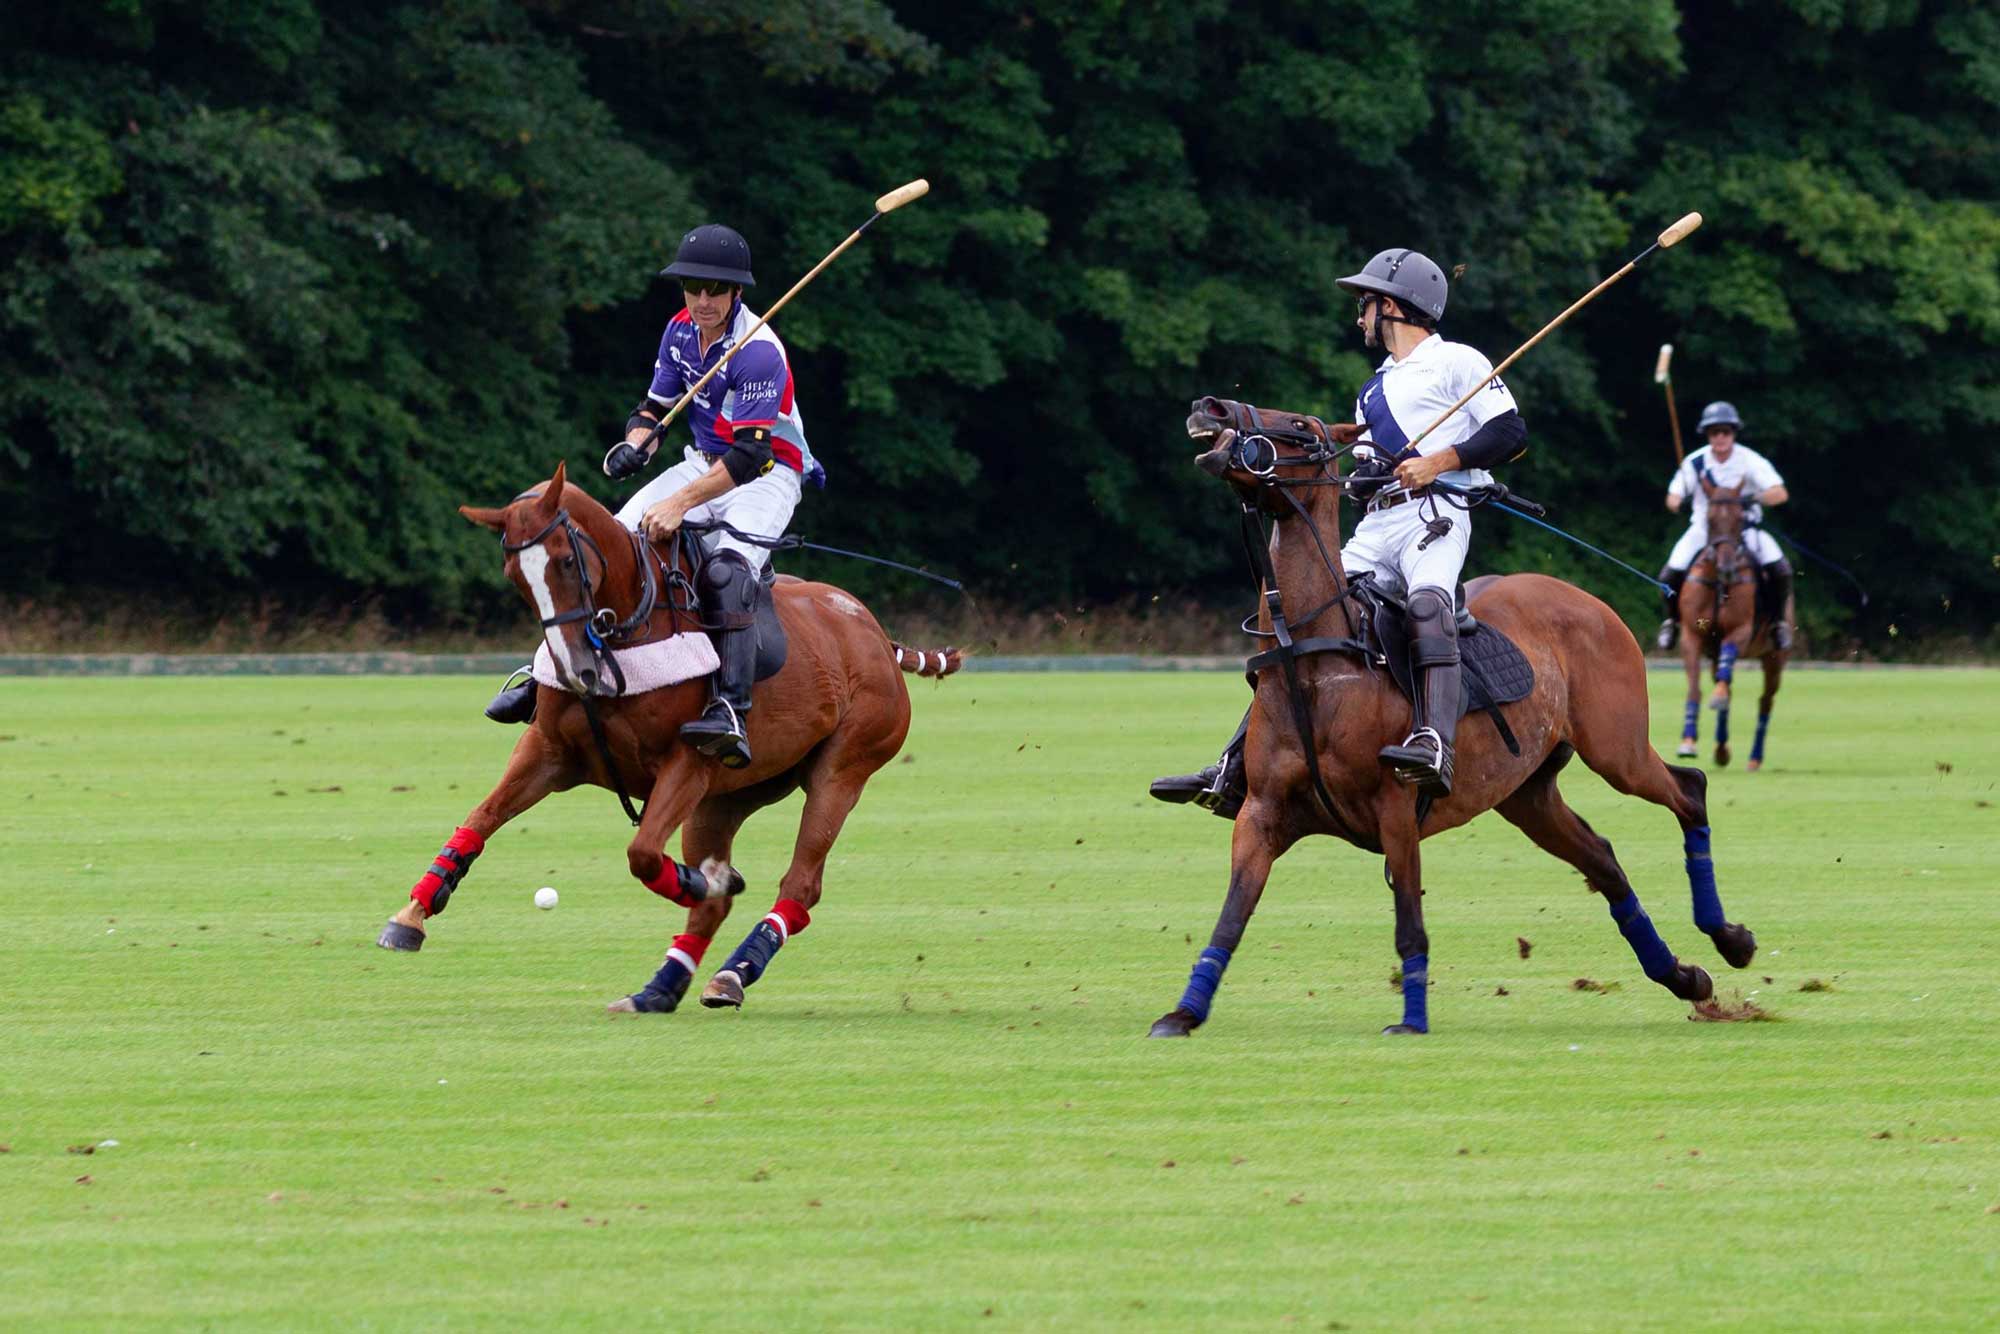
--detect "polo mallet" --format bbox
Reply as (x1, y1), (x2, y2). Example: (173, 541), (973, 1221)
(1402, 212), (1705, 454)
(639, 179), (931, 450)
(1655, 342), (1685, 467)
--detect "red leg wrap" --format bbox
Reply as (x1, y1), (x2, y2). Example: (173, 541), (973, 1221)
(670, 933), (710, 966)
(643, 859), (693, 907)
(768, 898), (811, 939)
(410, 826), (486, 916)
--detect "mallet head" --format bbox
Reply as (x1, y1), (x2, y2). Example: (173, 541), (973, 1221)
(874, 179), (930, 214)
(1658, 212), (1703, 247)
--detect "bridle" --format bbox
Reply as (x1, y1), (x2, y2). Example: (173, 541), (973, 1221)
(498, 494), (684, 829)
(1208, 426), (1376, 835)
(500, 496), (667, 697)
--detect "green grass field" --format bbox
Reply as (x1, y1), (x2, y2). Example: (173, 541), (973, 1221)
(4, 669), (1997, 1329)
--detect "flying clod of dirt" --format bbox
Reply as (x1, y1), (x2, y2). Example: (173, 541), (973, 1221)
(1571, 978), (1614, 993)
(1688, 994), (1773, 1022)
(1517, 937), (1533, 959)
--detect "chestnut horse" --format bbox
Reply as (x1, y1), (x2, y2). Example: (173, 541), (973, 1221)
(375, 461), (960, 1014)
(1676, 480), (1790, 770)
(1150, 417), (1759, 1037)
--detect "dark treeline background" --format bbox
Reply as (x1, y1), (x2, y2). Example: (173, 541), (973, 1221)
(4, 0), (1996, 650)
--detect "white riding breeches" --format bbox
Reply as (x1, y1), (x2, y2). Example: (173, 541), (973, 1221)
(1666, 522), (1783, 572)
(1340, 495), (1469, 600)
(615, 446), (803, 571)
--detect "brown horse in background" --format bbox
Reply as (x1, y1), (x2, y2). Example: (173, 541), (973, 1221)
(1676, 479), (1790, 770)
(375, 461), (960, 1014)
(1150, 412), (1757, 1038)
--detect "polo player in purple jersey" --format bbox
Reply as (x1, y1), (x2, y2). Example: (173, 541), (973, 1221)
(486, 224), (821, 770)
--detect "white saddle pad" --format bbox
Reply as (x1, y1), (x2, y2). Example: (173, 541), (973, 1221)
(531, 632), (718, 696)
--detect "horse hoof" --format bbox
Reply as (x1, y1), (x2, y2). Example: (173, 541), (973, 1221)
(1381, 1023), (1428, 1036)
(1665, 963), (1714, 1003)
(1708, 922), (1758, 969)
(700, 970), (745, 1009)
(607, 987), (680, 1015)
(1147, 1009), (1200, 1038)
(1714, 744), (1731, 768)
(1676, 741), (1698, 758)
(376, 920), (425, 951)
(1745, 759), (1762, 772)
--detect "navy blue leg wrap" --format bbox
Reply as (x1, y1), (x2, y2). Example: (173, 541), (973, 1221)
(1609, 892), (1677, 981)
(634, 954), (695, 1012)
(1716, 705), (1731, 746)
(1751, 712), (1771, 763)
(1399, 953), (1430, 1032)
(1175, 947), (1231, 1022)
(1716, 641), (1738, 684)
(722, 920), (784, 988)
(1681, 699), (1699, 741)
(1684, 825), (1724, 931)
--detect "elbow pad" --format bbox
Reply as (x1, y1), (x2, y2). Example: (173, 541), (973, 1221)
(721, 425), (773, 485)
(1455, 412), (1527, 470)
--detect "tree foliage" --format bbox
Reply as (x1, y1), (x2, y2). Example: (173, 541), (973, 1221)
(2, 0), (1994, 646)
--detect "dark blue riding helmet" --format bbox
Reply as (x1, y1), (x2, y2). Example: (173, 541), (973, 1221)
(1697, 400), (1742, 432)
(661, 224), (756, 288)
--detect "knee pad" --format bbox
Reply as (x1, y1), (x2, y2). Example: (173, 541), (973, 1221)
(1407, 587), (1459, 667)
(697, 551), (758, 613)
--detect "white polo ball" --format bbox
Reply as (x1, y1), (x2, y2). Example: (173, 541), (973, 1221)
(534, 886), (559, 910)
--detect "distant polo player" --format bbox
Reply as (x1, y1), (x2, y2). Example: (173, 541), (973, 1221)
(1654, 400), (1792, 651)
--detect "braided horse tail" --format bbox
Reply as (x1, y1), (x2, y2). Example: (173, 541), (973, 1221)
(889, 642), (963, 678)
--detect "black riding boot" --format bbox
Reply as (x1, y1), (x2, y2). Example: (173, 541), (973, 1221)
(484, 665), (537, 724)
(680, 553), (759, 768)
(1379, 588), (1459, 797)
(1655, 565), (1687, 651)
(1760, 558), (1795, 651)
(1148, 706), (1249, 819)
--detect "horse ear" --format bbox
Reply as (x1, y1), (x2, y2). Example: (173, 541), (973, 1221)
(550, 459), (568, 494)
(459, 505), (508, 533)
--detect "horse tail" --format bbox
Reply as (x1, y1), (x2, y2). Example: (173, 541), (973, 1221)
(890, 641), (963, 678)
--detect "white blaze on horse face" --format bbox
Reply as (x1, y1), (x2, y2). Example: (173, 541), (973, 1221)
(517, 546), (586, 689)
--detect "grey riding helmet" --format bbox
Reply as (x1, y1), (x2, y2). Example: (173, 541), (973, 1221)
(661, 224), (756, 287)
(1697, 400), (1743, 432)
(1335, 248), (1448, 322)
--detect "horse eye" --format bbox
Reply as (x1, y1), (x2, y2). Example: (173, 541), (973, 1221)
(561, 554), (576, 569)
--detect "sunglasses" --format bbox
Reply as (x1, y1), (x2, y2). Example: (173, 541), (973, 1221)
(681, 279), (734, 298)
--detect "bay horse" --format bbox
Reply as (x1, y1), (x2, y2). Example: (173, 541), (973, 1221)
(375, 460), (961, 1014)
(1676, 480), (1790, 770)
(1150, 411), (1758, 1037)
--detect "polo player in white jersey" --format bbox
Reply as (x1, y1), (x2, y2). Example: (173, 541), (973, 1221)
(1151, 248), (1528, 811)
(1653, 400), (1793, 651)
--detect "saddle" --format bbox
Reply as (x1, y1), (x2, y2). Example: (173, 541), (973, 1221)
(748, 563), (789, 683)
(1352, 576), (1536, 756)
(658, 532), (790, 684)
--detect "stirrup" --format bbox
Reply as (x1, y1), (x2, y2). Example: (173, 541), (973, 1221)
(680, 697), (751, 768)
(1380, 728), (1452, 796)
(483, 666), (537, 725)
(1655, 619), (1679, 651)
